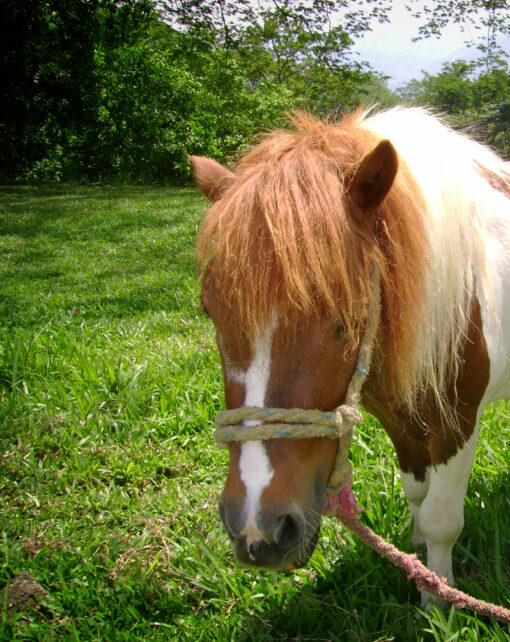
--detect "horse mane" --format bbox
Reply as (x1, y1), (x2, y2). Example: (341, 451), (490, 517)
(197, 107), (510, 416)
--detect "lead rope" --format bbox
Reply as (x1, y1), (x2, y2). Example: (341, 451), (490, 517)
(337, 508), (510, 623)
(212, 269), (510, 624)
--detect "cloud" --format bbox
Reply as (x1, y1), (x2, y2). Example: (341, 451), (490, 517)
(351, 3), (478, 88)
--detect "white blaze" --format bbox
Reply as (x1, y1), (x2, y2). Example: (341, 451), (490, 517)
(225, 315), (277, 550)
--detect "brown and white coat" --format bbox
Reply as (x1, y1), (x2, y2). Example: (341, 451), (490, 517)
(191, 107), (510, 605)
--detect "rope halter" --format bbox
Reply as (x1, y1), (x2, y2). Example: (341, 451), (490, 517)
(214, 269), (381, 494)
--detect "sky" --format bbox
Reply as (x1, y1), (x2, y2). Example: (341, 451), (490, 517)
(351, 2), (481, 89)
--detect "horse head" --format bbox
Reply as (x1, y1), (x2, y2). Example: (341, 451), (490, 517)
(189, 122), (400, 569)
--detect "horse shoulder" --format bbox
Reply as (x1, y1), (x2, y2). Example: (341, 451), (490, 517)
(364, 296), (490, 473)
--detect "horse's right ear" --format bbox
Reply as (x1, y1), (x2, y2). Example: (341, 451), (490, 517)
(348, 139), (398, 213)
(189, 156), (236, 202)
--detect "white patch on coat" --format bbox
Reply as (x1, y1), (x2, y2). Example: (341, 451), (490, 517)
(364, 108), (510, 410)
(477, 201), (510, 402)
(417, 429), (479, 604)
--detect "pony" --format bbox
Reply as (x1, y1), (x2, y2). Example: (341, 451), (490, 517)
(189, 107), (510, 605)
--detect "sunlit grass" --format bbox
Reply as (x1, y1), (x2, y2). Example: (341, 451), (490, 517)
(1, 185), (509, 640)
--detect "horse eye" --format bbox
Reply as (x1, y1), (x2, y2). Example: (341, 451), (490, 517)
(333, 323), (345, 339)
(334, 319), (360, 338)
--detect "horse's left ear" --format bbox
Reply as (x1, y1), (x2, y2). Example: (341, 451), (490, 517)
(189, 156), (237, 202)
(348, 139), (398, 213)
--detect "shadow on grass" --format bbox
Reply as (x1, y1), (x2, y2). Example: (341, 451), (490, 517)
(0, 185), (206, 326)
(0, 184), (200, 243)
(236, 548), (417, 640)
(0, 183), (197, 200)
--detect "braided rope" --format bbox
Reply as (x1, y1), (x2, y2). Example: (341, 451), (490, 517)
(213, 268), (381, 493)
(214, 406), (360, 443)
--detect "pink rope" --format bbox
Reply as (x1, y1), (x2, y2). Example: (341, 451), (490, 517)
(326, 487), (510, 624)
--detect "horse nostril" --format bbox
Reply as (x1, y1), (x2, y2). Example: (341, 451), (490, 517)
(274, 511), (303, 552)
(247, 540), (262, 560)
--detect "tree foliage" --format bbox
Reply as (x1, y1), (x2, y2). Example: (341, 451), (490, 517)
(0, 0), (154, 182)
(1, 0), (395, 183)
(2, 0), (509, 183)
(160, 0), (392, 112)
(398, 1), (510, 159)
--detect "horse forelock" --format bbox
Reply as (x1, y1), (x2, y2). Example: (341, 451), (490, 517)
(197, 110), (430, 409)
(197, 107), (503, 418)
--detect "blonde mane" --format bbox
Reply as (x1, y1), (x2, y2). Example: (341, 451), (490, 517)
(197, 107), (510, 415)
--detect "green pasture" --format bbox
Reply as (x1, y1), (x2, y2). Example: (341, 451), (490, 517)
(1, 185), (510, 640)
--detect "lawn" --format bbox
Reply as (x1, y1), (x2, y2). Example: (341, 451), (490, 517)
(1, 185), (510, 640)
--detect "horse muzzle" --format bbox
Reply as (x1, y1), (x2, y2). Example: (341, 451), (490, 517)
(219, 497), (322, 570)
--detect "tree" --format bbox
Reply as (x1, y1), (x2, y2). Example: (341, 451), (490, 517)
(88, 32), (293, 181)
(398, 60), (476, 114)
(159, 0), (394, 113)
(5, 0), (508, 183)
(0, 0), (154, 181)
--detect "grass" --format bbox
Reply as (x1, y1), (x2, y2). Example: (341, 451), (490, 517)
(1, 184), (510, 640)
